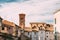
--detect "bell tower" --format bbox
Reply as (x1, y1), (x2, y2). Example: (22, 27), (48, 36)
(19, 13), (25, 29)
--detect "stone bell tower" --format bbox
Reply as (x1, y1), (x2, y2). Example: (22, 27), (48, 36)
(19, 13), (25, 29)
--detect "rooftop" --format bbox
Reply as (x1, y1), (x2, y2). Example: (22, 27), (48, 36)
(2, 20), (15, 27)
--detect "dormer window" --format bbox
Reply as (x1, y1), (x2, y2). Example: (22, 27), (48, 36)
(39, 26), (42, 30)
(32, 26), (36, 29)
(40, 26), (42, 27)
(46, 24), (50, 27)
(40, 26), (42, 29)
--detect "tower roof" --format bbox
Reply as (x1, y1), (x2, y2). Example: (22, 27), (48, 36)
(19, 13), (25, 16)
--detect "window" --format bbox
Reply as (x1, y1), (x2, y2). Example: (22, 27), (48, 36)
(28, 32), (29, 35)
(30, 35), (31, 38)
(2, 27), (4, 30)
(39, 27), (40, 30)
(46, 32), (49, 34)
(8, 27), (11, 29)
(47, 36), (48, 37)
(40, 26), (42, 30)
(41, 31), (43, 33)
(35, 32), (36, 34)
(50, 39), (52, 40)
(46, 24), (50, 27)
(32, 26), (36, 29)
(43, 24), (44, 26)
(55, 18), (56, 24)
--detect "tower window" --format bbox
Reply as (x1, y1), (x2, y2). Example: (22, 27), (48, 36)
(47, 36), (48, 37)
(21, 18), (23, 20)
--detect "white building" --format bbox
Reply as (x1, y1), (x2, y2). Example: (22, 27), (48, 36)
(56, 32), (60, 40)
(38, 23), (46, 40)
(54, 9), (60, 40)
(30, 23), (39, 40)
(54, 9), (60, 32)
(45, 24), (54, 40)
(30, 22), (54, 40)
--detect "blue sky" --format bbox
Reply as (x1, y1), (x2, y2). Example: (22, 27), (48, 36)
(0, 0), (28, 3)
(0, 0), (60, 26)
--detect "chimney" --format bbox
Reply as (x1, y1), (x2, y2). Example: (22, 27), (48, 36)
(19, 13), (25, 29)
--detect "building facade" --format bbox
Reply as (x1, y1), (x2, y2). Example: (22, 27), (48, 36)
(30, 22), (54, 40)
(30, 22), (45, 40)
(0, 13), (54, 40)
(30, 23), (39, 40)
(45, 24), (54, 40)
(54, 9), (60, 32)
(55, 32), (60, 40)
(0, 17), (21, 37)
(24, 27), (32, 38)
(54, 9), (60, 40)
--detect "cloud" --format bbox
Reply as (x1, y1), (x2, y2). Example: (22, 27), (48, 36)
(0, 0), (60, 27)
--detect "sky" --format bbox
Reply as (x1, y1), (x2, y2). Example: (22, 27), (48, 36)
(0, 0), (60, 28)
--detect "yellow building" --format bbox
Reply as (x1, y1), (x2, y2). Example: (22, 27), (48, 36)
(0, 17), (19, 36)
(2, 20), (17, 36)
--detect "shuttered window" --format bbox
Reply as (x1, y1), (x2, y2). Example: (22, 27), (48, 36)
(55, 18), (56, 24)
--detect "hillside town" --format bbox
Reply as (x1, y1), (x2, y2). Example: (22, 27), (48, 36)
(0, 9), (60, 40)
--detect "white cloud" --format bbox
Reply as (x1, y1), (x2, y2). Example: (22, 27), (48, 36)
(0, 0), (60, 27)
